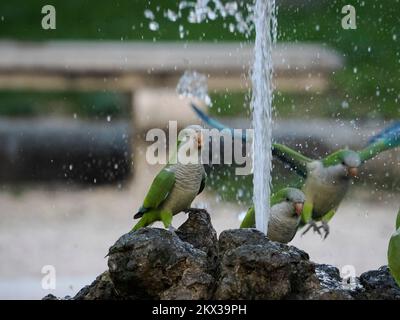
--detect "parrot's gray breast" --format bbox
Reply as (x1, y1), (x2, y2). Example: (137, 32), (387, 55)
(161, 163), (205, 215)
(304, 161), (350, 219)
(268, 202), (299, 243)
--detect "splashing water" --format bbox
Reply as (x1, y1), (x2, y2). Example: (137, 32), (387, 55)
(251, 0), (277, 234)
(176, 70), (212, 106)
(145, 1), (254, 37)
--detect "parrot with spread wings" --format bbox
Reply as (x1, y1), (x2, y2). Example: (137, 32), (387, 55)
(191, 103), (400, 238)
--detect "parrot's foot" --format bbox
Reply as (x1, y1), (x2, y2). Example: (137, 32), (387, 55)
(321, 221), (330, 240)
(301, 220), (321, 237)
(184, 208), (207, 214)
(301, 220), (329, 239)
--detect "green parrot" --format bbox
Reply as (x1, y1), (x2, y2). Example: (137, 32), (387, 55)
(388, 209), (400, 287)
(132, 125), (207, 231)
(241, 187), (305, 244)
(191, 103), (400, 238)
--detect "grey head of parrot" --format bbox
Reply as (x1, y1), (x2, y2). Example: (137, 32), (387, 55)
(273, 187), (306, 218)
(285, 188), (306, 217)
(322, 149), (361, 179)
(178, 125), (204, 150)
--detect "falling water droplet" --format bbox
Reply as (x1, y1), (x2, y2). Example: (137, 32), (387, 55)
(149, 21), (159, 31)
(144, 9), (155, 20)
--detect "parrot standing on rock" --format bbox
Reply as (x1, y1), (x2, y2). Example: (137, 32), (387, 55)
(388, 209), (400, 287)
(132, 125), (206, 231)
(191, 103), (400, 239)
(240, 187), (305, 244)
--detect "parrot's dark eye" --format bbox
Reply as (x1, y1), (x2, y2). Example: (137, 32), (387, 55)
(286, 197), (290, 202)
(341, 161), (346, 165)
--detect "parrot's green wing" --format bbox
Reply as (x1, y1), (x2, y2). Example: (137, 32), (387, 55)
(272, 143), (312, 178)
(198, 171), (207, 195)
(358, 140), (391, 163)
(135, 168), (175, 218)
(388, 229), (400, 287)
(396, 209), (400, 230)
(240, 207), (255, 228)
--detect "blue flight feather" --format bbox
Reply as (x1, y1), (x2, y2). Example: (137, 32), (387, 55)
(368, 122), (400, 147)
(191, 103), (247, 141)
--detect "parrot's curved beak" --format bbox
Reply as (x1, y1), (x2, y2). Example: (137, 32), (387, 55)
(347, 167), (358, 178)
(294, 202), (304, 216)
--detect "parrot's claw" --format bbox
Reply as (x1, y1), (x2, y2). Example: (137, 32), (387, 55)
(302, 220), (330, 239)
(301, 220), (322, 237)
(321, 221), (330, 240)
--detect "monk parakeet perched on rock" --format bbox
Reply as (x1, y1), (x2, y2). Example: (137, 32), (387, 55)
(132, 125), (206, 231)
(241, 188), (305, 244)
(191, 103), (400, 238)
(388, 209), (400, 287)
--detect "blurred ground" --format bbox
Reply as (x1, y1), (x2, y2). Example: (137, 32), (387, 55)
(0, 142), (398, 299)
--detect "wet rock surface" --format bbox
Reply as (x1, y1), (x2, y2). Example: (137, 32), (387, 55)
(176, 209), (219, 275)
(107, 227), (215, 300)
(74, 271), (120, 300)
(215, 229), (316, 299)
(44, 210), (400, 300)
(355, 266), (400, 300)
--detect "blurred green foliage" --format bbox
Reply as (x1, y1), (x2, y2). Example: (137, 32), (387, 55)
(0, 0), (398, 119)
(0, 91), (130, 118)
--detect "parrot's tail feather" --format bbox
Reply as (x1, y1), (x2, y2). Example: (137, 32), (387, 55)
(133, 206), (148, 219)
(132, 216), (148, 231)
(133, 212), (143, 219)
(191, 103), (247, 142)
(132, 210), (158, 231)
(368, 121), (400, 148)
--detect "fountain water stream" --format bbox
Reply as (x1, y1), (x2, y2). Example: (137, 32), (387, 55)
(149, 1), (277, 234)
(251, 0), (277, 234)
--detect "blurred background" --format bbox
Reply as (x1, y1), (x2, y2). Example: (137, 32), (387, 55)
(0, 0), (399, 299)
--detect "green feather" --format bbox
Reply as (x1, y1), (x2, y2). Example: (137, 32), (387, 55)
(272, 143), (311, 178)
(396, 209), (400, 231)
(142, 168), (175, 211)
(240, 207), (255, 228)
(388, 229), (400, 287)
(358, 140), (389, 163)
(322, 149), (351, 167)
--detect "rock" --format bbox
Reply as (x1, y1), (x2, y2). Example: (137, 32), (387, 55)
(218, 228), (273, 257)
(309, 264), (355, 300)
(176, 209), (219, 275)
(74, 271), (120, 300)
(214, 229), (317, 299)
(69, 210), (400, 300)
(42, 294), (59, 300)
(107, 228), (215, 300)
(355, 266), (400, 300)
